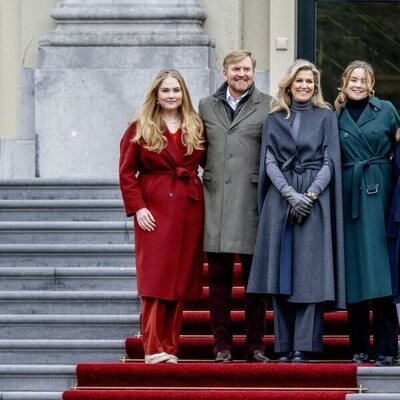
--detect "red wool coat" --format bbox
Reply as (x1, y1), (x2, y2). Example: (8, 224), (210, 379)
(119, 124), (205, 301)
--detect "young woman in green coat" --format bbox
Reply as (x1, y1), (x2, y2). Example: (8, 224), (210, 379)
(335, 60), (400, 366)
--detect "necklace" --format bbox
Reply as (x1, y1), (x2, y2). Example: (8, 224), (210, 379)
(162, 116), (181, 124)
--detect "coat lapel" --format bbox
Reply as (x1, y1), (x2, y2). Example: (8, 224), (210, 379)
(286, 112), (296, 136)
(277, 111), (297, 147)
(230, 98), (257, 129)
(212, 98), (231, 130)
(163, 130), (184, 166)
(357, 100), (377, 128)
(340, 107), (375, 153)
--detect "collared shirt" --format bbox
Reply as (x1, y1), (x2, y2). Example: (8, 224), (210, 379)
(226, 88), (249, 111)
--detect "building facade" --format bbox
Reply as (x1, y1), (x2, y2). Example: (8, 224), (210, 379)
(0, 0), (398, 179)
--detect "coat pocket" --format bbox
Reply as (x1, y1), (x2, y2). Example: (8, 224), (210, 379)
(202, 171), (213, 181)
(251, 173), (259, 183)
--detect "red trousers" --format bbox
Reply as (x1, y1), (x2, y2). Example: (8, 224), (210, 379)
(141, 297), (185, 356)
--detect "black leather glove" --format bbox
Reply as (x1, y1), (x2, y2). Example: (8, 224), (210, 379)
(289, 208), (304, 225)
(281, 186), (313, 216)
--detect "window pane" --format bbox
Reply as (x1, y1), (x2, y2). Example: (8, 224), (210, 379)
(316, 1), (400, 110)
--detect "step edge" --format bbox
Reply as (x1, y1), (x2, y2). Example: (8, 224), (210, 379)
(0, 290), (138, 299)
(0, 244), (134, 253)
(0, 339), (125, 348)
(0, 315), (139, 323)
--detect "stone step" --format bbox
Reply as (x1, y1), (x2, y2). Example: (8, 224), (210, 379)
(357, 366), (400, 393)
(0, 365), (75, 391)
(0, 368), (398, 398)
(0, 392), (62, 400)
(347, 395), (400, 400)
(0, 392), (63, 400)
(0, 221), (134, 244)
(0, 290), (139, 314)
(0, 314), (139, 340)
(0, 244), (134, 267)
(0, 267), (136, 290)
(0, 199), (125, 221)
(0, 178), (120, 200)
(0, 340), (125, 365)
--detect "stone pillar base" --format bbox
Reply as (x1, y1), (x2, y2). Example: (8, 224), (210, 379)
(35, 67), (216, 178)
(32, 0), (216, 178)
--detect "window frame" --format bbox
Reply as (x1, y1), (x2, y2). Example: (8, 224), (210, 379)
(297, 0), (400, 61)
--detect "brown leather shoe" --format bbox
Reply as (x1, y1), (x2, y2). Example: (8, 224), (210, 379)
(215, 349), (232, 363)
(247, 349), (271, 363)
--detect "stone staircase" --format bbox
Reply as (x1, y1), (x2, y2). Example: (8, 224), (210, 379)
(0, 179), (139, 399)
(0, 179), (399, 400)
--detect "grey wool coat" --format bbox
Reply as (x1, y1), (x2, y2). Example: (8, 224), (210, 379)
(199, 83), (272, 254)
(247, 107), (346, 309)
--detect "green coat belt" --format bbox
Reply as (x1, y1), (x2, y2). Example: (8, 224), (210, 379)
(343, 155), (391, 220)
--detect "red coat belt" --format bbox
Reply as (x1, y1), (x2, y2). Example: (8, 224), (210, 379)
(140, 167), (200, 202)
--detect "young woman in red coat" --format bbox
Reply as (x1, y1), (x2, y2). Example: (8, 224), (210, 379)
(119, 69), (205, 364)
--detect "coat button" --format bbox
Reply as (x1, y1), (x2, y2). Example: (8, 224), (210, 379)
(168, 192), (174, 197)
(343, 133), (349, 138)
(226, 154), (232, 160)
(225, 179), (231, 184)
(227, 130), (232, 135)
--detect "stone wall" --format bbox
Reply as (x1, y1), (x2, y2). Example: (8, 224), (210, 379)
(0, 0), (296, 179)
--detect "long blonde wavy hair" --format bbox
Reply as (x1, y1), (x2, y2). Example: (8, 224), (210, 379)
(130, 69), (204, 155)
(334, 60), (375, 110)
(270, 59), (331, 118)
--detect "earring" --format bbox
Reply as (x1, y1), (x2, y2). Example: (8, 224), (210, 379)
(369, 89), (375, 97)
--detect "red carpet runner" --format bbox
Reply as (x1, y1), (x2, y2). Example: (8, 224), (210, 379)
(63, 264), (359, 399)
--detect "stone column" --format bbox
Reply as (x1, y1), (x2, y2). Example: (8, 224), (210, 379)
(35, 0), (215, 178)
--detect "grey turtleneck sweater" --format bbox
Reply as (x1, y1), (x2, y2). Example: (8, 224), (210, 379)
(265, 99), (331, 195)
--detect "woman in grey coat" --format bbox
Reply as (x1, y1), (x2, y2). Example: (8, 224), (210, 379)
(247, 59), (345, 362)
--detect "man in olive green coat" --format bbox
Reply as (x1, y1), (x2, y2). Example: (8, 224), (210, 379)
(198, 50), (272, 363)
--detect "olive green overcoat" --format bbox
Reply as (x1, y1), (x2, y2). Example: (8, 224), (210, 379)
(338, 96), (400, 303)
(199, 84), (271, 254)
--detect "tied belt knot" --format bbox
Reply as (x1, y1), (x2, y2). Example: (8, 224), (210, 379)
(280, 155), (323, 197)
(170, 167), (194, 180)
(281, 155), (323, 175)
(141, 167), (199, 201)
(343, 155), (390, 220)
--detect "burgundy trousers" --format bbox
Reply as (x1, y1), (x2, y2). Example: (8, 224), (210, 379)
(207, 252), (267, 358)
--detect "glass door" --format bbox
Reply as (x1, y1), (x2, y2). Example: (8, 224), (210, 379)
(298, 0), (400, 109)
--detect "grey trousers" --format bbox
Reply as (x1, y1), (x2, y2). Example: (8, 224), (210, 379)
(273, 295), (324, 353)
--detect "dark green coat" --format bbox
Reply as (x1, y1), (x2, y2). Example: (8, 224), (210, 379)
(338, 96), (400, 303)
